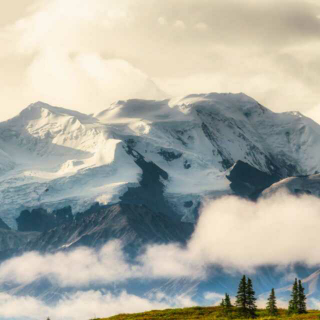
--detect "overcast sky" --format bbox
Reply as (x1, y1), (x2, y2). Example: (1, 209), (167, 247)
(0, 0), (320, 122)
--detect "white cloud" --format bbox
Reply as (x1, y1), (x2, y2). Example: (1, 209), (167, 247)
(0, 0), (166, 119)
(0, 290), (193, 320)
(195, 22), (208, 31)
(141, 193), (320, 274)
(256, 296), (288, 309)
(158, 17), (168, 25)
(204, 292), (224, 305)
(139, 243), (205, 279)
(24, 51), (163, 113)
(174, 20), (186, 29)
(0, 241), (139, 287)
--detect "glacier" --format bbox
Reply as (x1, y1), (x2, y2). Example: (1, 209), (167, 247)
(0, 93), (320, 227)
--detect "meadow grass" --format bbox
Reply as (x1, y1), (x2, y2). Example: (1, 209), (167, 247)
(96, 306), (320, 320)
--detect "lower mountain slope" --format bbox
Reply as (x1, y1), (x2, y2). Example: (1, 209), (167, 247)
(23, 203), (194, 254)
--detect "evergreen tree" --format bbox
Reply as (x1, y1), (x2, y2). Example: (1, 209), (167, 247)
(298, 280), (307, 314)
(266, 288), (278, 316)
(246, 278), (257, 318)
(236, 275), (247, 316)
(224, 293), (233, 309)
(220, 293), (233, 317)
(288, 278), (299, 314)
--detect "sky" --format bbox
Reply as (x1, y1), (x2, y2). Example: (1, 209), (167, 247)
(0, 0), (320, 122)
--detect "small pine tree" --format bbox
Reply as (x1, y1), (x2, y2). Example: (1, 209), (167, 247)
(298, 280), (307, 314)
(220, 293), (233, 318)
(288, 278), (299, 314)
(224, 293), (233, 309)
(236, 275), (247, 316)
(246, 278), (257, 318)
(266, 288), (278, 316)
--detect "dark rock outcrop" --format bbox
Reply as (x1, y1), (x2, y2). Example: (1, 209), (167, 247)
(16, 208), (57, 232)
(53, 206), (73, 225)
(227, 160), (280, 199)
(16, 206), (73, 233)
(121, 146), (176, 218)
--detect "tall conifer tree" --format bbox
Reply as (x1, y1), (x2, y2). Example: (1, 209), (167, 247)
(236, 275), (247, 316)
(298, 280), (307, 314)
(266, 288), (278, 316)
(288, 278), (299, 314)
(247, 278), (257, 318)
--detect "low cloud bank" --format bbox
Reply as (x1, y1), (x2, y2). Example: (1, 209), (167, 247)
(1, 193), (320, 288)
(187, 192), (320, 270)
(143, 192), (320, 275)
(0, 241), (137, 287)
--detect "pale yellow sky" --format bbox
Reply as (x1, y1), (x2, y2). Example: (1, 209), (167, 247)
(0, 0), (320, 122)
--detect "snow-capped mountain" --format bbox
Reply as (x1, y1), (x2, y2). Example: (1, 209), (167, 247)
(1, 93), (320, 227)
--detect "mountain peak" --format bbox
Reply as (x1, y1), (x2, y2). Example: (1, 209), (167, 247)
(19, 101), (54, 120)
(17, 101), (96, 125)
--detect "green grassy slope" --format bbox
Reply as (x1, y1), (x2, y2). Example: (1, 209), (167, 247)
(96, 306), (320, 320)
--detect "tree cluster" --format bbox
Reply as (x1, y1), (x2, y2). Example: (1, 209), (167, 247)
(219, 276), (307, 318)
(235, 276), (257, 318)
(288, 278), (307, 315)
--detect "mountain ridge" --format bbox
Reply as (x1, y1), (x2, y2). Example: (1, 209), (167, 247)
(1, 93), (320, 227)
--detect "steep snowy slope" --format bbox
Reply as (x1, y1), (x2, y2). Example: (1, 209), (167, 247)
(0, 102), (141, 227)
(1, 93), (320, 227)
(262, 174), (320, 198)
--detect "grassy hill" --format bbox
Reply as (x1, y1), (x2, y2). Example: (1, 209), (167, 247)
(96, 306), (320, 320)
